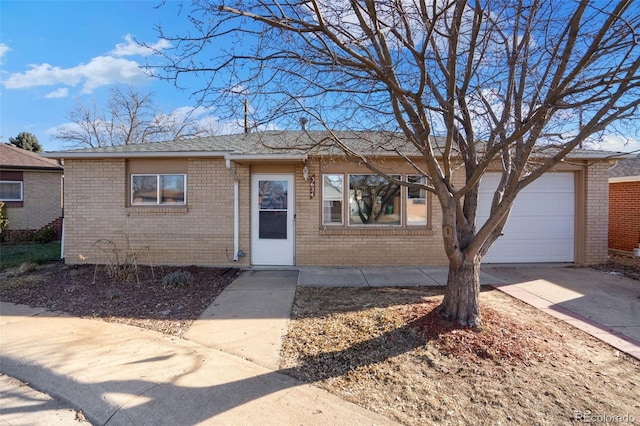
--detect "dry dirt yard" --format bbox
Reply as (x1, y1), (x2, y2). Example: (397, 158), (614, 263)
(281, 286), (640, 425)
(1, 255), (639, 425)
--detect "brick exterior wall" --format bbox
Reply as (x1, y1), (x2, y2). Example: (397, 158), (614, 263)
(63, 158), (251, 267)
(62, 156), (611, 267)
(4, 170), (63, 235)
(294, 159), (448, 266)
(609, 180), (640, 252)
(584, 161), (610, 264)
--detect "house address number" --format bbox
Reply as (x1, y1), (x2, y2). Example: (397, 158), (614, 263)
(310, 175), (316, 199)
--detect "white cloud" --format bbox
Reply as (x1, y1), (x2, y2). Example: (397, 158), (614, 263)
(80, 56), (147, 93)
(110, 34), (171, 57)
(45, 87), (69, 98)
(2, 35), (168, 94)
(588, 134), (640, 153)
(2, 56), (147, 93)
(0, 43), (10, 64)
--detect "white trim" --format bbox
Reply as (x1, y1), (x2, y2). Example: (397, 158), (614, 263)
(42, 151), (229, 159)
(225, 154), (308, 161)
(609, 176), (640, 183)
(131, 173), (187, 206)
(42, 151), (310, 162)
(0, 180), (23, 202)
(251, 174), (295, 266)
(321, 174), (344, 226)
(225, 159), (240, 262)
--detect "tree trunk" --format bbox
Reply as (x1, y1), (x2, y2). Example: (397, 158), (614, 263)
(437, 258), (482, 327)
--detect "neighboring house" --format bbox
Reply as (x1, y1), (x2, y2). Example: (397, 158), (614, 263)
(0, 143), (64, 241)
(43, 131), (618, 267)
(608, 154), (640, 253)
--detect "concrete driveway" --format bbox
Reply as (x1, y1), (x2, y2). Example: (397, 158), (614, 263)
(484, 265), (640, 359)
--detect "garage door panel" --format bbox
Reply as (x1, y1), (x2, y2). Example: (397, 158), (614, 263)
(478, 172), (575, 263)
(502, 217), (572, 239)
(509, 194), (573, 216)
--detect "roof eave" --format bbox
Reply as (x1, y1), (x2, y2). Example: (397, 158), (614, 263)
(41, 151), (230, 160)
(0, 165), (63, 171)
(225, 153), (308, 163)
(566, 151), (638, 160)
(609, 175), (640, 183)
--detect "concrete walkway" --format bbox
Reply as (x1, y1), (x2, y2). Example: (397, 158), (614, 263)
(0, 301), (397, 426)
(297, 265), (499, 287)
(2, 265), (639, 425)
(184, 270), (298, 370)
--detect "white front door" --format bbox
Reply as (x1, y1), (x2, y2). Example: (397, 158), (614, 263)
(251, 174), (295, 265)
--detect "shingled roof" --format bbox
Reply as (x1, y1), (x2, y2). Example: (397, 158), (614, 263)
(610, 154), (640, 178)
(41, 130), (630, 161)
(0, 143), (63, 170)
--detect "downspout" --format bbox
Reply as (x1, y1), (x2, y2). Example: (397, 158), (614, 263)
(225, 158), (240, 261)
(60, 215), (65, 260)
(60, 171), (65, 261)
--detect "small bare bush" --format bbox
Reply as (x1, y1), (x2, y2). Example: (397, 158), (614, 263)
(92, 233), (150, 285)
(162, 270), (192, 287)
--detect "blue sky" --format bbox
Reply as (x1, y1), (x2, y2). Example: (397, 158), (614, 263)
(1, 1), (639, 154)
(0, 0), (225, 151)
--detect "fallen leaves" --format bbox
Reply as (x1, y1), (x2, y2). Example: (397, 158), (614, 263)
(280, 287), (640, 425)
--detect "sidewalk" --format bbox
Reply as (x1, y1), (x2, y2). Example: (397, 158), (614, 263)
(0, 301), (398, 426)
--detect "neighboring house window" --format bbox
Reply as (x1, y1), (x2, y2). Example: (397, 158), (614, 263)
(131, 174), (186, 205)
(406, 175), (428, 225)
(348, 174), (401, 226)
(0, 181), (23, 202)
(322, 174), (344, 225)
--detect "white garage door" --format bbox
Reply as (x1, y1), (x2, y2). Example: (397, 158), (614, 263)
(477, 173), (575, 263)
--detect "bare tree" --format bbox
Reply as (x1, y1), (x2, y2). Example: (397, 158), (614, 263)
(152, 0), (640, 326)
(54, 85), (214, 148)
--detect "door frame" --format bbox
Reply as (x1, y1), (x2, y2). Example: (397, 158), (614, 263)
(250, 173), (295, 265)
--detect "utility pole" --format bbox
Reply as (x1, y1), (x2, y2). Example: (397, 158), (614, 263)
(244, 99), (249, 134)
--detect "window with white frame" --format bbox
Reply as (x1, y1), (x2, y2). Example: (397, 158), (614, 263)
(406, 175), (428, 225)
(131, 174), (186, 205)
(348, 174), (401, 226)
(322, 174), (344, 225)
(0, 181), (23, 201)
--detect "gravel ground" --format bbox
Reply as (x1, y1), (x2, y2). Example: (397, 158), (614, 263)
(591, 251), (640, 280)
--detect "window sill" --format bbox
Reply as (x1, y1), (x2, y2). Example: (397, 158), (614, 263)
(126, 206), (188, 214)
(319, 226), (434, 236)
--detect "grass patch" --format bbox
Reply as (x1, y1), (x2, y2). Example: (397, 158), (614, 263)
(0, 241), (61, 270)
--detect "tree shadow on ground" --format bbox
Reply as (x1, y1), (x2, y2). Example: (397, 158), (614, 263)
(0, 311), (444, 425)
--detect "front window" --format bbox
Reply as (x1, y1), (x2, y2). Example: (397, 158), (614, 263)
(406, 175), (428, 225)
(348, 174), (401, 226)
(322, 174), (343, 225)
(0, 181), (23, 201)
(132, 174), (186, 205)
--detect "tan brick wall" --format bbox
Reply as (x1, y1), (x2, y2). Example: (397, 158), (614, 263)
(63, 156), (610, 267)
(64, 158), (251, 267)
(609, 180), (640, 252)
(584, 161), (610, 264)
(294, 158), (448, 266)
(6, 170), (62, 231)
